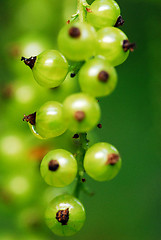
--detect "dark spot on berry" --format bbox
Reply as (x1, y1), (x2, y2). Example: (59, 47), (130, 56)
(106, 153), (120, 165)
(56, 208), (69, 225)
(48, 160), (59, 171)
(97, 123), (102, 129)
(73, 133), (79, 139)
(21, 56), (37, 69)
(123, 40), (136, 52)
(82, 178), (86, 182)
(98, 71), (109, 83)
(69, 27), (81, 38)
(70, 73), (76, 78)
(114, 15), (125, 27)
(23, 112), (36, 125)
(74, 111), (85, 122)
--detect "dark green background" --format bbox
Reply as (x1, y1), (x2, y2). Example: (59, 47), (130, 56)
(0, 0), (160, 239)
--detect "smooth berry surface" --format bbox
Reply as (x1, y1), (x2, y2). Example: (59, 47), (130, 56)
(84, 142), (122, 181)
(79, 58), (117, 97)
(36, 101), (67, 139)
(96, 27), (129, 66)
(87, 0), (120, 29)
(40, 149), (77, 187)
(58, 22), (96, 61)
(32, 50), (68, 88)
(63, 93), (101, 132)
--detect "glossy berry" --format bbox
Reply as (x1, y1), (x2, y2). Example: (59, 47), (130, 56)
(23, 101), (67, 139)
(21, 50), (68, 88)
(84, 142), (121, 181)
(87, 0), (121, 29)
(96, 27), (130, 66)
(40, 149), (77, 187)
(28, 124), (44, 139)
(58, 22), (96, 61)
(63, 93), (101, 132)
(79, 58), (117, 97)
(45, 194), (86, 236)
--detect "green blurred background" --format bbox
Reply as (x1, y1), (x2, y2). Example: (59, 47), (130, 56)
(0, 0), (160, 239)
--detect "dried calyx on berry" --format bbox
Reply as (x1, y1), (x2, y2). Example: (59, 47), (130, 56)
(69, 27), (81, 38)
(23, 112), (36, 125)
(106, 153), (120, 165)
(21, 56), (36, 69)
(123, 40), (136, 52)
(114, 15), (125, 27)
(98, 71), (109, 83)
(56, 208), (69, 225)
(48, 160), (59, 171)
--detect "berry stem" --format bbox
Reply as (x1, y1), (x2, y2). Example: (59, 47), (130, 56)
(77, 0), (88, 22)
(73, 133), (88, 198)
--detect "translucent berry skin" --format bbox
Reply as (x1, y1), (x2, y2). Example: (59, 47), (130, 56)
(58, 22), (96, 61)
(28, 123), (44, 139)
(87, 0), (120, 29)
(96, 27), (129, 66)
(40, 149), (77, 187)
(79, 58), (117, 97)
(63, 93), (101, 132)
(36, 101), (67, 139)
(32, 50), (68, 88)
(84, 142), (122, 181)
(45, 194), (86, 236)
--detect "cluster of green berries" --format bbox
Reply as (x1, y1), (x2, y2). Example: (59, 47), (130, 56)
(22, 0), (134, 237)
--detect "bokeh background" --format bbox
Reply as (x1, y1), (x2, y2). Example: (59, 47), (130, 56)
(0, 0), (160, 239)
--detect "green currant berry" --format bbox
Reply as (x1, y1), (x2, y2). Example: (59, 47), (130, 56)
(23, 101), (67, 139)
(84, 142), (121, 181)
(96, 27), (135, 66)
(58, 22), (96, 61)
(45, 194), (86, 236)
(87, 0), (121, 29)
(40, 149), (77, 187)
(79, 58), (117, 97)
(21, 50), (68, 88)
(28, 124), (44, 139)
(63, 93), (101, 132)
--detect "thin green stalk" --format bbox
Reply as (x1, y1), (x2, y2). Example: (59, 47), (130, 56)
(77, 0), (88, 22)
(73, 133), (88, 198)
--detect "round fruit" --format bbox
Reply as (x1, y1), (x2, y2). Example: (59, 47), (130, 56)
(45, 194), (86, 236)
(23, 101), (67, 139)
(40, 149), (77, 187)
(96, 27), (130, 66)
(87, 0), (120, 29)
(21, 50), (68, 88)
(63, 93), (101, 132)
(79, 58), (117, 97)
(58, 22), (96, 61)
(84, 142), (121, 181)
